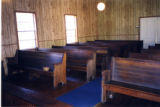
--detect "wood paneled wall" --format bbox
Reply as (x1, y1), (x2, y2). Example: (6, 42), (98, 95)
(2, 0), (98, 61)
(97, 0), (160, 40)
(2, 0), (160, 74)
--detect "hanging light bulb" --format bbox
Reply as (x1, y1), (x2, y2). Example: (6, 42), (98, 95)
(97, 2), (105, 11)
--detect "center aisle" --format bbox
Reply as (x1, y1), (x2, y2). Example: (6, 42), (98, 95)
(57, 77), (102, 107)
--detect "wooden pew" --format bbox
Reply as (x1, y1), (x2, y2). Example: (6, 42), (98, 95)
(141, 49), (160, 54)
(102, 57), (160, 103)
(33, 48), (96, 81)
(53, 45), (109, 70)
(93, 40), (143, 56)
(7, 50), (66, 88)
(65, 40), (143, 70)
(155, 44), (160, 47)
(2, 82), (72, 107)
(149, 46), (160, 49)
(86, 42), (122, 57)
(129, 52), (160, 61)
(94, 40), (143, 52)
(89, 41), (129, 57)
(80, 40), (142, 57)
(66, 42), (125, 68)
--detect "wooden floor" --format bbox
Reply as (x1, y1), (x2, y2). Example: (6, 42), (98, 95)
(3, 73), (85, 107)
(95, 93), (160, 107)
(3, 73), (160, 107)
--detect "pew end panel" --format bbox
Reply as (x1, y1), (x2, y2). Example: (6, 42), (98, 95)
(53, 52), (67, 87)
(86, 52), (96, 81)
(101, 70), (112, 103)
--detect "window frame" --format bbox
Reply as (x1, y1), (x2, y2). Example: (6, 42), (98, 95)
(15, 11), (39, 50)
(64, 14), (78, 44)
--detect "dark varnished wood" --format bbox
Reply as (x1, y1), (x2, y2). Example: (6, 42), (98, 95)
(129, 52), (160, 61)
(141, 49), (160, 54)
(102, 57), (160, 103)
(54, 48), (96, 81)
(30, 48), (96, 81)
(94, 40), (143, 53)
(3, 82), (56, 106)
(95, 93), (160, 107)
(18, 50), (63, 71)
(3, 72), (84, 107)
(53, 45), (109, 70)
(149, 46), (160, 49)
(155, 44), (160, 47)
(7, 50), (67, 88)
(2, 82), (73, 107)
(66, 40), (143, 70)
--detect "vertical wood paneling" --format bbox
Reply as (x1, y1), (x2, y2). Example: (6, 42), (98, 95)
(2, 0), (160, 61)
(2, 0), (98, 61)
(98, 0), (160, 40)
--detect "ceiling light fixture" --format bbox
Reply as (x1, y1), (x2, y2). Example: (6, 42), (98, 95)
(97, 2), (105, 11)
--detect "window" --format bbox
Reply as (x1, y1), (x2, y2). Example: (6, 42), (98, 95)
(65, 15), (77, 44)
(16, 12), (38, 50)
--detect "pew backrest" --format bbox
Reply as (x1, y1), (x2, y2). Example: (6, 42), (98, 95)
(110, 57), (160, 90)
(129, 52), (160, 61)
(149, 46), (160, 49)
(18, 50), (64, 72)
(155, 44), (160, 47)
(141, 49), (160, 54)
(129, 53), (151, 60)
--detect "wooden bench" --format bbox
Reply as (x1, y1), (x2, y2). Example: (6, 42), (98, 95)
(94, 40), (143, 52)
(92, 40), (143, 56)
(7, 50), (66, 88)
(53, 45), (109, 70)
(66, 42), (125, 68)
(102, 57), (160, 103)
(149, 46), (160, 49)
(155, 44), (160, 47)
(55, 48), (96, 81)
(2, 82), (72, 106)
(66, 40), (143, 70)
(129, 52), (160, 61)
(66, 40), (143, 69)
(32, 48), (96, 81)
(82, 41), (141, 57)
(141, 49), (160, 54)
